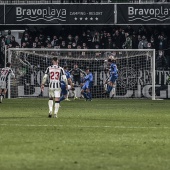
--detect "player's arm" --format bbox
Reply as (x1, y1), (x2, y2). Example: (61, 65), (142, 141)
(104, 77), (110, 84)
(69, 68), (73, 73)
(41, 74), (48, 91)
(41, 67), (49, 91)
(9, 69), (15, 79)
(84, 74), (89, 81)
(79, 69), (87, 76)
(61, 68), (68, 86)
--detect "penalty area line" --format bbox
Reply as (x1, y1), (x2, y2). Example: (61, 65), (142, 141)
(0, 124), (169, 129)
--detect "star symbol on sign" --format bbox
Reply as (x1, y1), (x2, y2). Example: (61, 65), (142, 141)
(90, 17), (93, 20)
(95, 17), (98, 20)
(85, 17), (88, 20)
(74, 17), (78, 20)
(80, 17), (83, 20)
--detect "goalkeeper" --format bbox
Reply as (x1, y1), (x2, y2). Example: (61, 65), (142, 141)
(69, 64), (86, 99)
(103, 55), (118, 98)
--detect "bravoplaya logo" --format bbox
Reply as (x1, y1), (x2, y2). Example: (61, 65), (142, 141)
(16, 6), (66, 22)
(128, 6), (170, 22)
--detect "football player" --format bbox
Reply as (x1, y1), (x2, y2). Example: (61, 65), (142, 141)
(81, 68), (93, 101)
(41, 57), (67, 118)
(0, 62), (15, 103)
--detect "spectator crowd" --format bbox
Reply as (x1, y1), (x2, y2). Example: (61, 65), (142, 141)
(0, 25), (170, 69)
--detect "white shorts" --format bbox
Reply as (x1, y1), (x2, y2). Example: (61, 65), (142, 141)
(49, 88), (61, 98)
(68, 85), (72, 90)
(0, 81), (7, 90)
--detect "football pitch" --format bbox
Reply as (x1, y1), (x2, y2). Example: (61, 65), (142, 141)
(0, 98), (170, 170)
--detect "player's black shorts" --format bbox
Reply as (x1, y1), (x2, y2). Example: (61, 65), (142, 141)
(73, 76), (81, 85)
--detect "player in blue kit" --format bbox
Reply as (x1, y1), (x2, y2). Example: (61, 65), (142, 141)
(60, 81), (73, 102)
(103, 55), (118, 98)
(81, 68), (93, 101)
(60, 66), (74, 102)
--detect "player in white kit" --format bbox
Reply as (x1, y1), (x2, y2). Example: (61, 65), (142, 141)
(41, 57), (67, 118)
(0, 62), (15, 103)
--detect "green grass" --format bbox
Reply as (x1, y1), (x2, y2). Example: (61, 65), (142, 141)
(0, 98), (170, 170)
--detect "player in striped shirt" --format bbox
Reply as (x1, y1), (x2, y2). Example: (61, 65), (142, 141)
(41, 57), (67, 118)
(0, 62), (15, 103)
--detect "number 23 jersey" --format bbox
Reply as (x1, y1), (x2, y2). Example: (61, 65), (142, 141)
(45, 65), (65, 89)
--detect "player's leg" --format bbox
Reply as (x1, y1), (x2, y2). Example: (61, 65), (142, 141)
(102, 83), (109, 98)
(107, 81), (113, 94)
(86, 88), (92, 101)
(104, 83), (107, 92)
(48, 89), (54, 117)
(73, 78), (79, 99)
(106, 76), (116, 94)
(80, 82), (84, 98)
(102, 78), (109, 96)
(60, 87), (68, 102)
(60, 94), (67, 102)
(72, 86), (77, 100)
(65, 85), (72, 101)
(60, 95), (66, 102)
(0, 89), (7, 103)
(48, 98), (53, 117)
(72, 89), (77, 99)
(54, 89), (61, 118)
(110, 77), (117, 98)
(86, 82), (93, 101)
(70, 83), (77, 99)
(111, 82), (116, 98)
(0, 81), (7, 103)
(81, 84), (89, 100)
(65, 90), (70, 101)
(0, 89), (3, 103)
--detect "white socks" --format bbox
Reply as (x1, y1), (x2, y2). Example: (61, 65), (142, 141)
(48, 100), (60, 117)
(104, 84), (107, 91)
(72, 90), (77, 98)
(112, 87), (115, 95)
(66, 91), (69, 100)
(48, 100), (53, 113)
(111, 85), (116, 97)
(54, 102), (60, 115)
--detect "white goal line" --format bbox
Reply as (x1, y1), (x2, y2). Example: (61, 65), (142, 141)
(0, 124), (169, 129)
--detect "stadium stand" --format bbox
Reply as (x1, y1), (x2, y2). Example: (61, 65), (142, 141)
(1, 0), (170, 67)
(1, 25), (170, 69)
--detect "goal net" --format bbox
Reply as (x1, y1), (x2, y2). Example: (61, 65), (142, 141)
(7, 48), (155, 99)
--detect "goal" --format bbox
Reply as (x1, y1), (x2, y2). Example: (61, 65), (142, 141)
(7, 48), (155, 100)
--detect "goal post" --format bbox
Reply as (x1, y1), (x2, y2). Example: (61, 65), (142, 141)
(7, 48), (155, 100)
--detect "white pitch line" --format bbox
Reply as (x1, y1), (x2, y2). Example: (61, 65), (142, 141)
(0, 124), (169, 129)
